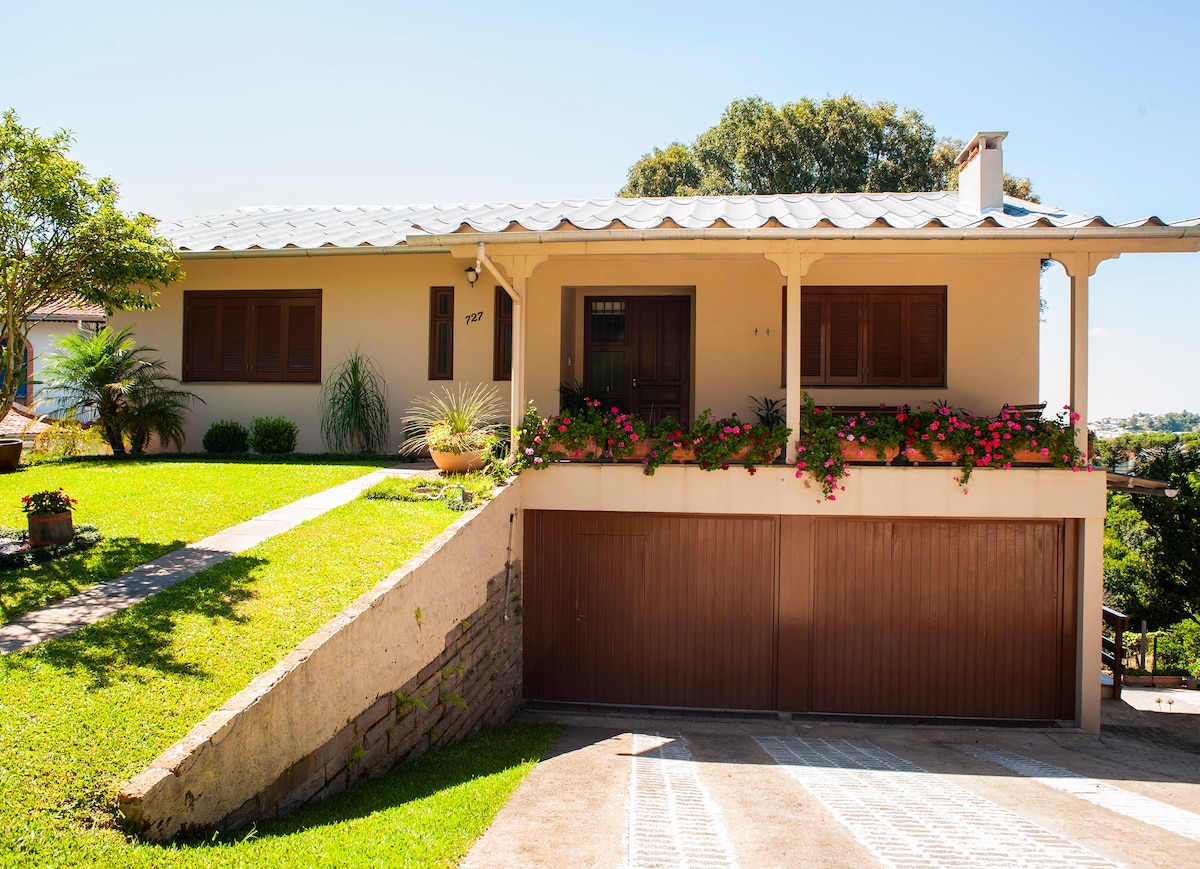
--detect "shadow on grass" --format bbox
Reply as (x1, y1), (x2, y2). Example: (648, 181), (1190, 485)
(3, 550), (267, 688)
(179, 721), (562, 850)
(0, 537), (180, 623)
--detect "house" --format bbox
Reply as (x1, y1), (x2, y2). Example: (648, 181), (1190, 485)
(10, 299), (106, 410)
(112, 132), (1200, 733)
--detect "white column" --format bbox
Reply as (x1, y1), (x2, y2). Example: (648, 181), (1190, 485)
(1069, 267), (1090, 457)
(1077, 516), (1104, 734)
(510, 274), (527, 432)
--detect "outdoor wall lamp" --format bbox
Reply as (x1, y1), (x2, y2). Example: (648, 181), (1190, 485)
(465, 265), (480, 285)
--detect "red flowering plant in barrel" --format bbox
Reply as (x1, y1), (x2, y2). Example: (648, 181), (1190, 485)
(20, 488), (77, 516)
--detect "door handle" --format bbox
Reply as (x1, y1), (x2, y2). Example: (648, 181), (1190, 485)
(632, 377), (637, 388)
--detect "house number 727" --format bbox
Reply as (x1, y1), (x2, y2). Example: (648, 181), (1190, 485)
(464, 311), (484, 325)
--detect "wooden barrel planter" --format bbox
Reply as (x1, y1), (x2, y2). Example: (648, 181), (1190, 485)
(28, 511), (74, 547)
(0, 438), (22, 473)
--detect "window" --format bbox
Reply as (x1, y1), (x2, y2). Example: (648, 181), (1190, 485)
(183, 290), (321, 383)
(799, 286), (945, 387)
(494, 286), (513, 381)
(429, 287), (454, 380)
(0, 339), (32, 402)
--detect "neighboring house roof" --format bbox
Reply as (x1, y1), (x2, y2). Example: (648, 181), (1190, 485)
(0, 407), (48, 437)
(31, 299), (106, 322)
(165, 195), (1200, 254)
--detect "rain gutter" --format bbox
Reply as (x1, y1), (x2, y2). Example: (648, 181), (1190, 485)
(404, 226), (1200, 246)
(177, 245), (449, 260)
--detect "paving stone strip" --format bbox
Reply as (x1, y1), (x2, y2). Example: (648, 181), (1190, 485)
(0, 466), (421, 654)
(755, 736), (1123, 869)
(950, 743), (1200, 844)
(625, 732), (739, 869)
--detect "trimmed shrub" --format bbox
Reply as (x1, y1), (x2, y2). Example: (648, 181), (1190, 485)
(202, 419), (250, 453)
(249, 415), (299, 454)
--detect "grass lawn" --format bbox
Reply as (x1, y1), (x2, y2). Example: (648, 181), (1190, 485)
(0, 456), (399, 622)
(0, 489), (551, 867)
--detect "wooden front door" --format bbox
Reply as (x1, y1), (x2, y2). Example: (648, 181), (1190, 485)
(583, 296), (690, 425)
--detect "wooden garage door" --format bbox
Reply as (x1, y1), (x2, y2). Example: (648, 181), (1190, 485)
(523, 511), (777, 710)
(779, 517), (1077, 720)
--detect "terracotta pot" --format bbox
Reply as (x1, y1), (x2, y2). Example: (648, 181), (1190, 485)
(839, 442), (899, 464)
(1010, 448), (1053, 464)
(625, 442), (694, 463)
(897, 443), (957, 464)
(0, 438), (21, 473)
(547, 440), (606, 461)
(429, 449), (486, 473)
(28, 511), (74, 547)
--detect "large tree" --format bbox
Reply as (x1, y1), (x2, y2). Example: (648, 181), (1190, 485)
(1107, 443), (1200, 628)
(0, 109), (179, 420)
(619, 95), (1037, 201)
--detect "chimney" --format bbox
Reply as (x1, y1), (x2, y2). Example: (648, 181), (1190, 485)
(955, 131), (1008, 212)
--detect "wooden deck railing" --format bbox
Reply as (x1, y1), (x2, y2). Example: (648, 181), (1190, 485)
(1102, 606), (1129, 701)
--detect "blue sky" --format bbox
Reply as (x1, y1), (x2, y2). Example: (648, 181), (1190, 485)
(5, 1), (1198, 419)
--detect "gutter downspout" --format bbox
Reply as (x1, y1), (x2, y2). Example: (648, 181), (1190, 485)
(474, 243), (525, 455)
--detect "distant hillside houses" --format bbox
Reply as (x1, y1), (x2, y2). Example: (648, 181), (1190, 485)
(1091, 411), (1200, 440)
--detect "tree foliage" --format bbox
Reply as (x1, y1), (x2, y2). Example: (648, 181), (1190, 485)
(0, 109), (180, 420)
(619, 95), (1037, 202)
(1106, 442), (1200, 628)
(38, 326), (200, 455)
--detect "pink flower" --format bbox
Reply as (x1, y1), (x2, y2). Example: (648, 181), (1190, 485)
(524, 447), (534, 455)
(797, 461), (806, 469)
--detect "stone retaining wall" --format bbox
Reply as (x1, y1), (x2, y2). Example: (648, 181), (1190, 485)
(118, 480), (523, 840)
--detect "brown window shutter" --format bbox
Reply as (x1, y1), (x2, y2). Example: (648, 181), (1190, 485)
(184, 289), (321, 383)
(286, 300), (319, 378)
(254, 303), (283, 376)
(867, 296), (904, 384)
(825, 295), (864, 384)
(219, 302), (249, 377)
(800, 296), (824, 382)
(906, 295), (945, 385)
(186, 299), (220, 379)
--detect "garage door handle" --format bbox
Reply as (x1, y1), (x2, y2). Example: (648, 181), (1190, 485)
(577, 613), (586, 619)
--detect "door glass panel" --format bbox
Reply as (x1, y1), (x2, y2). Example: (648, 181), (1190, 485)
(589, 301), (626, 343)
(587, 351), (624, 394)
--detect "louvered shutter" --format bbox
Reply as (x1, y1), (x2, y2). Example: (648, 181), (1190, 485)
(825, 295), (864, 384)
(285, 299), (319, 379)
(219, 301), (249, 377)
(254, 302), (283, 375)
(867, 296), (904, 385)
(800, 296), (824, 382)
(186, 298), (220, 378)
(906, 295), (945, 385)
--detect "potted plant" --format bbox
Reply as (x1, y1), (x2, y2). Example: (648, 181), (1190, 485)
(400, 383), (502, 473)
(0, 437), (21, 473)
(21, 487), (77, 547)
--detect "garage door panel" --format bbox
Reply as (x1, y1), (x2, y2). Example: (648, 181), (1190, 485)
(800, 518), (1072, 720)
(524, 511), (777, 710)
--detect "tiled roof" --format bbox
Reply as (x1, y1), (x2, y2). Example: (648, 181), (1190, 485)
(0, 407), (48, 437)
(31, 299), (106, 321)
(164, 194), (1200, 253)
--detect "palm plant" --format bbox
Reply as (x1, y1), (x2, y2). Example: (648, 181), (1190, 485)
(320, 350), (391, 453)
(39, 326), (201, 455)
(399, 383), (502, 456)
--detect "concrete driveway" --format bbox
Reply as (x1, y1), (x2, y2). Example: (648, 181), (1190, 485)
(464, 700), (1200, 868)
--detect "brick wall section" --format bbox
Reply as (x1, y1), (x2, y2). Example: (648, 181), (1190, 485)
(119, 480), (523, 841)
(226, 572), (522, 828)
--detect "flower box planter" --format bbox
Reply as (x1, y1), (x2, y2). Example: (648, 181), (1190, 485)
(839, 443), (900, 464)
(28, 511), (74, 547)
(429, 449), (486, 473)
(546, 441), (607, 461)
(0, 438), (21, 473)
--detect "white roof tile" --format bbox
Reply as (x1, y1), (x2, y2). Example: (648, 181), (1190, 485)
(163, 194), (1198, 253)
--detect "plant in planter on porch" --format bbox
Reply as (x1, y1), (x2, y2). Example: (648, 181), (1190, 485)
(400, 383), (502, 473)
(686, 410), (789, 474)
(21, 487), (77, 547)
(793, 392), (1086, 499)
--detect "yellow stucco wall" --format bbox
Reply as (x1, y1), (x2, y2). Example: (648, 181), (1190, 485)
(111, 248), (1042, 453)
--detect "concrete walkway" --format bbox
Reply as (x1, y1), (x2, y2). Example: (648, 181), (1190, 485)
(465, 704), (1200, 869)
(0, 464), (430, 654)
